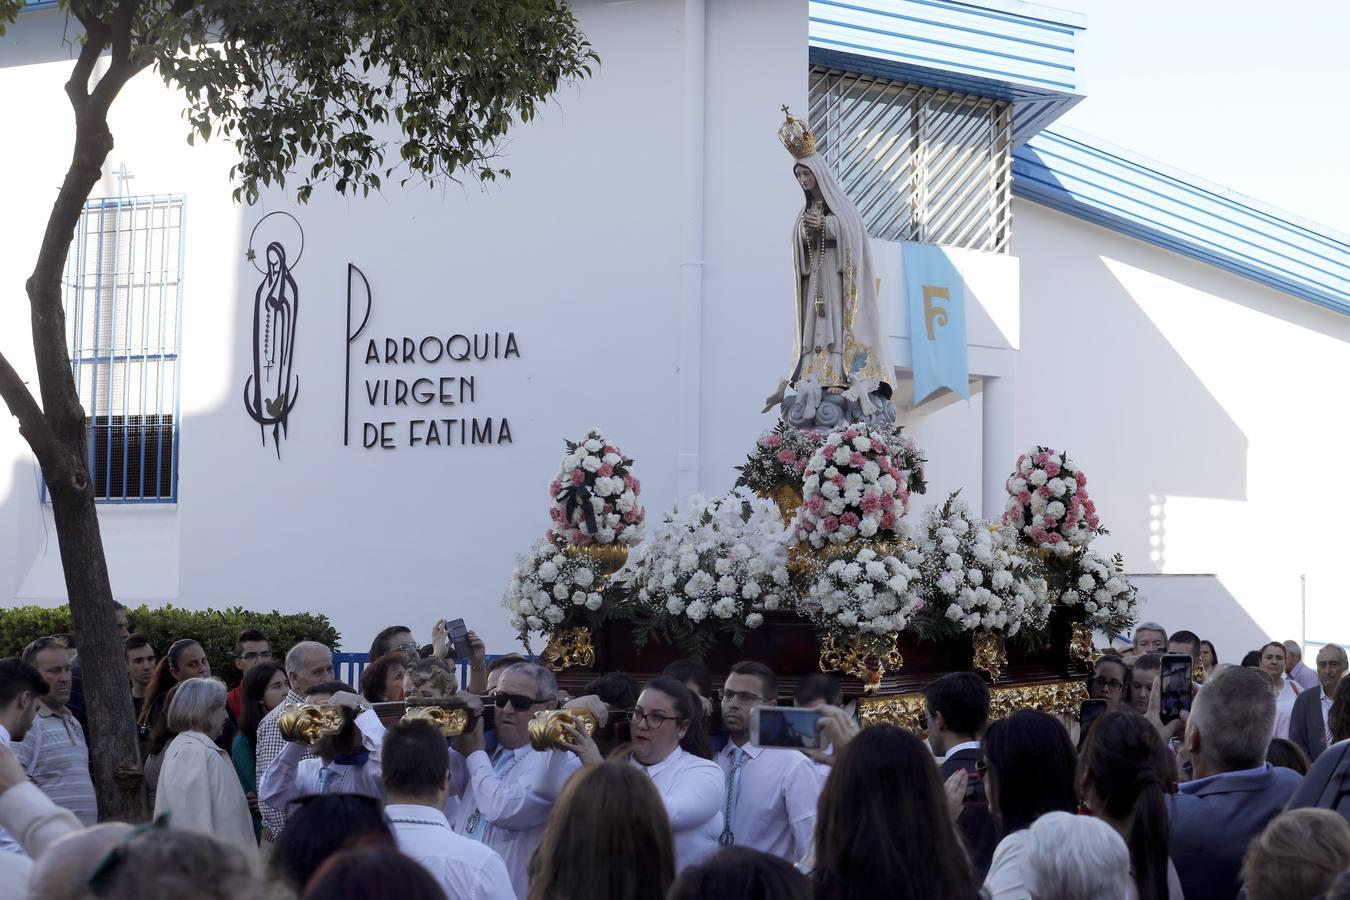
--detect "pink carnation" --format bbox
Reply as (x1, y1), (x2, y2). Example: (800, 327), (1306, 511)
(1044, 461), (1061, 477)
(1045, 533), (1064, 544)
(841, 512), (860, 528)
(1017, 490), (1032, 505)
(603, 445), (618, 455)
(549, 508), (563, 522)
(1006, 502), (1023, 520)
(823, 516), (840, 533)
(1029, 527), (1049, 543)
(805, 496), (825, 514)
(1036, 485), (1051, 499)
(822, 444), (837, 461)
(776, 449), (795, 464)
(1035, 451), (1050, 466)
(1042, 515), (1057, 528)
(1076, 471), (1088, 487)
(860, 495), (881, 513)
(598, 463), (614, 477)
(549, 479), (561, 495)
(880, 512), (896, 530)
(1088, 514), (1101, 529)
(831, 475), (846, 489)
(849, 451), (865, 468)
(844, 429), (859, 441)
(571, 530), (590, 545)
(793, 460), (807, 474)
(570, 469), (585, 486)
(761, 434), (782, 448)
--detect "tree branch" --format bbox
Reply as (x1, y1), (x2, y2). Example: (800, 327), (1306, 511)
(0, 350), (58, 462)
(64, 16), (108, 110)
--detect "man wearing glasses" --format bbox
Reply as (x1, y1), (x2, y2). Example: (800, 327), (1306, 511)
(715, 661), (819, 863)
(450, 662), (579, 899)
(226, 628), (271, 721)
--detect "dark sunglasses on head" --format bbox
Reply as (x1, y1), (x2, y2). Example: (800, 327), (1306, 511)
(491, 691), (552, 712)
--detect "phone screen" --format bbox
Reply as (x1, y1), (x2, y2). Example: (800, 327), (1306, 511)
(1078, 699), (1107, 743)
(752, 707), (822, 750)
(1160, 654), (1193, 725)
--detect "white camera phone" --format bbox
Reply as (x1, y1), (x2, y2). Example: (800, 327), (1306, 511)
(750, 706), (822, 750)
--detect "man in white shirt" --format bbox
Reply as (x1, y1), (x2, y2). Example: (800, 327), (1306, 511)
(258, 680), (385, 817)
(715, 662), (818, 862)
(383, 719), (514, 900)
(13, 639), (96, 826)
(450, 662), (579, 899)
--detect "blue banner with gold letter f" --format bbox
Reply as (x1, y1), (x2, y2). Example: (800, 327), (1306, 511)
(903, 242), (968, 405)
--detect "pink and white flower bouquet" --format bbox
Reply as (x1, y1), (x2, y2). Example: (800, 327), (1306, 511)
(734, 422), (822, 496)
(1002, 446), (1102, 558)
(548, 428), (645, 547)
(794, 423), (915, 549)
(913, 493), (1051, 640)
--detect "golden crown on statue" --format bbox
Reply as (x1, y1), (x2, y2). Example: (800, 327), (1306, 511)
(778, 105), (816, 159)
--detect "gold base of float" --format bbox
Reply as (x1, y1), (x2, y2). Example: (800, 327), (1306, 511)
(1069, 623), (1096, 667)
(819, 631), (904, 694)
(859, 680), (1088, 730)
(767, 484), (803, 522)
(563, 542), (629, 577)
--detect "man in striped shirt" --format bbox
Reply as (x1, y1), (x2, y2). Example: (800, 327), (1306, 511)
(13, 638), (97, 826)
(256, 641), (335, 838)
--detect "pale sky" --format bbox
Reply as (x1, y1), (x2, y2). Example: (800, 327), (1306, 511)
(1055, 1), (1350, 236)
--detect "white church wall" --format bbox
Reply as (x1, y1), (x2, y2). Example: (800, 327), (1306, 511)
(1014, 199), (1350, 658)
(0, 0), (812, 654)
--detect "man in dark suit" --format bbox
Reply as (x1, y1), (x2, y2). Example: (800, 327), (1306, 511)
(1289, 643), (1348, 762)
(925, 672), (997, 878)
(1169, 665), (1303, 900)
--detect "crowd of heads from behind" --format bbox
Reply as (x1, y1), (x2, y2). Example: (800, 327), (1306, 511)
(0, 609), (1348, 900)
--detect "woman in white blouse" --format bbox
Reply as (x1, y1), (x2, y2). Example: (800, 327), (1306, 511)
(154, 677), (259, 865)
(1261, 641), (1303, 739)
(558, 675), (723, 873)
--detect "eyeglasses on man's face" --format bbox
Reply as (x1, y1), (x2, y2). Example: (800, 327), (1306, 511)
(718, 689), (769, 706)
(239, 650), (273, 662)
(390, 641), (421, 656)
(1092, 676), (1124, 692)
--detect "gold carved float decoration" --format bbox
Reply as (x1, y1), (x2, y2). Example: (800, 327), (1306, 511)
(858, 680), (1089, 729)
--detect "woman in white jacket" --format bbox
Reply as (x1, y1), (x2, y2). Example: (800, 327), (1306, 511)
(154, 677), (259, 866)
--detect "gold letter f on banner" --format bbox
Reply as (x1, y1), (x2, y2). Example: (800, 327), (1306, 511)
(923, 285), (950, 340)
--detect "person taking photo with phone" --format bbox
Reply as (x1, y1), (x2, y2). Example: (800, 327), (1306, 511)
(711, 661), (819, 864)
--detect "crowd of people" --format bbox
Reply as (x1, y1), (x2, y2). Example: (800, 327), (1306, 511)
(0, 608), (1347, 899)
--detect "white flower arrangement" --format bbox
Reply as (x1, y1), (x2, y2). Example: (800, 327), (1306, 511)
(1059, 549), (1139, 634)
(502, 538), (612, 646)
(915, 493), (1051, 638)
(548, 428), (645, 547)
(800, 545), (925, 635)
(626, 493), (794, 655)
(794, 423), (915, 549)
(1002, 446), (1103, 558)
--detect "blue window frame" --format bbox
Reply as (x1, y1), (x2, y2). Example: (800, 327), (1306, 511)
(61, 194), (186, 503)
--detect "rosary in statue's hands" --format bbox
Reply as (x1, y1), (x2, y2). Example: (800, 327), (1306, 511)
(805, 206), (826, 231)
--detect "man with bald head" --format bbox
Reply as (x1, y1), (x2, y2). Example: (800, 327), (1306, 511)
(1289, 643), (1348, 762)
(255, 641), (334, 839)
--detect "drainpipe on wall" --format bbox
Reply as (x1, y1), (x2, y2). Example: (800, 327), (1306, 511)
(676, 0), (706, 501)
(981, 371), (1016, 520)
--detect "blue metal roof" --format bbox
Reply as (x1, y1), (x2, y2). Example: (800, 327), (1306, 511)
(1013, 129), (1350, 316)
(808, 0), (1085, 145)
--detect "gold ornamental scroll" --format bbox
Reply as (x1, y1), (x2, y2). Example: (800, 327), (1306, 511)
(859, 680), (1089, 729)
(819, 632), (904, 694)
(1069, 623), (1096, 667)
(541, 626), (596, 672)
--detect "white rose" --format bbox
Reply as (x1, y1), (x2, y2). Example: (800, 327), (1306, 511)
(582, 455), (601, 473)
(574, 568), (595, 587)
(537, 562), (559, 582)
(717, 575), (738, 595)
(844, 473), (864, 492)
(852, 436), (872, 452)
(552, 584), (569, 600)
(686, 600), (709, 622)
(1047, 478), (1067, 498)
(1029, 470), (1048, 486)
(602, 452), (621, 465)
(746, 613), (764, 629)
(859, 517), (879, 537)
(712, 598), (737, 619)
(862, 461), (881, 481)
(583, 439), (602, 452)
(571, 590), (587, 605)
(967, 569), (983, 586)
(665, 596), (686, 615)
(543, 606), (565, 624)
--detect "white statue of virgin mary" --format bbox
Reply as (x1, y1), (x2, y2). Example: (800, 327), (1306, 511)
(765, 108), (895, 421)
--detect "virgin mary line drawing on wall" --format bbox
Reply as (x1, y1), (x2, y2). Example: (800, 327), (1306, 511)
(243, 212), (302, 458)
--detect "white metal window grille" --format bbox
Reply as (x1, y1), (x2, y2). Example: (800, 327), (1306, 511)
(809, 67), (1013, 253)
(62, 195), (185, 502)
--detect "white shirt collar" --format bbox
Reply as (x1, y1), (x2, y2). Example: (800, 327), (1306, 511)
(719, 740), (765, 761)
(638, 745), (686, 777)
(0, 723), (9, 746)
(386, 803), (450, 827)
(940, 740), (981, 761)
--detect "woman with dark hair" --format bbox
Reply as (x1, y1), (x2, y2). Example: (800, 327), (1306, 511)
(301, 846), (448, 900)
(1079, 710), (1183, 900)
(1129, 654), (1162, 715)
(141, 681), (182, 808)
(360, 653), (407, 703)
(270, 794), (395, 893)
(138, 639), (210, 732)
(626, 675), (721, 872)
(1241, 650), (1263, 668)
(663, 658), (714, 716)
(982, 710), (1079, 900)
(1267, 738), (1312, 775)
(811, 724), (980, 900)
(669, 847), (810, 900)
(1090, 656), (1129, 711)
(230, 660), (288, 839)
(1199, 640), (1219, 681)
(1260, 641), (1303, 739)
(527, 761), (675, 900)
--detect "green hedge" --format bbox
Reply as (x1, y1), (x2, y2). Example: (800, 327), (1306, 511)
(0, 604), (341, 690)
